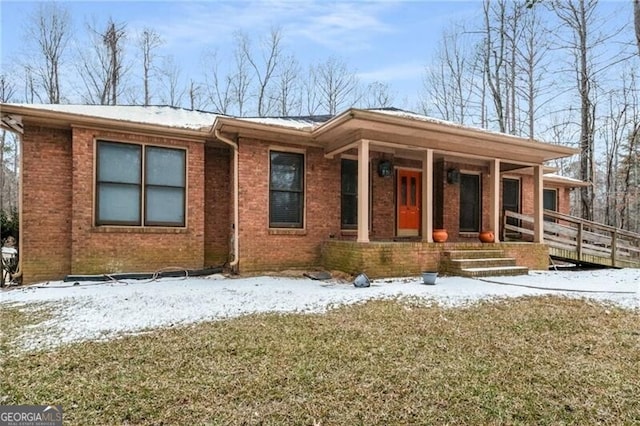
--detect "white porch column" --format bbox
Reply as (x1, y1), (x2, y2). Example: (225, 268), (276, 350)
(422, 149), (434, 242)
(533, 164), (544, 243)
(357, 139), (370, 243)
(489, 159), (500, 243)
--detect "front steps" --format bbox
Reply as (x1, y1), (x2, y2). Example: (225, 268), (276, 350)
(442, 249), (529, 278)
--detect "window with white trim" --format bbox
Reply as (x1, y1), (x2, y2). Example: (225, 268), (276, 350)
(96, 141), (186, 227)
(269, 151), (304, 228)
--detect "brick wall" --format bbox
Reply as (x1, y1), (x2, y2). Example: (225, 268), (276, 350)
(204, 146), (231, 266)
(68, 128), (206, 275)
(321, 240), (441, 277)
(371, 156), (395, 239)
(501, 243), (549, 270)
(558, 187), (571, 214)
(237, 138), (341, 272)
(20, 125), (73, 283)
(19, 125), (216, 283)
(19, 123), (564, 282)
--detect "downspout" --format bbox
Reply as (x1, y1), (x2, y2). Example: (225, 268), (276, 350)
(8, 122), (23, 281)
(213, 129), (239, 271)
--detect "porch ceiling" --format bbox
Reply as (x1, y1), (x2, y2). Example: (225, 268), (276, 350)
(317, 110), (577, 164)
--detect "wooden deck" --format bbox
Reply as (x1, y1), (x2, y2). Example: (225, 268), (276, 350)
(504, 210), (640, 268)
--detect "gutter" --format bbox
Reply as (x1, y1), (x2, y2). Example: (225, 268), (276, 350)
(213, 128), (240, 271)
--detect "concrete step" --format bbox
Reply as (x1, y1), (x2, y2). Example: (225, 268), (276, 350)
(447, 257), (517, 270)
(458, 266), (529, 278)
(443, 250), (507, 260)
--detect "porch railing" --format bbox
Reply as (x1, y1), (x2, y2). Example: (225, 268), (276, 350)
(503, 210), (640, 268)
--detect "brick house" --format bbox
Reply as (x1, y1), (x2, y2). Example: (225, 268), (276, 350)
(0, 104), (582, 284)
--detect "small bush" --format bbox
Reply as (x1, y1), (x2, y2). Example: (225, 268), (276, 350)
(1, 207), (19, 244)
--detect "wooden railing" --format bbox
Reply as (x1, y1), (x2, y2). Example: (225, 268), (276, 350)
(503, 210), (640, 268)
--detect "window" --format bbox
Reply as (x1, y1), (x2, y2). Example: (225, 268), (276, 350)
(96, 141), (186, 227)
(269, 151), (304, 228)
(502, 178), (521, 229)
(543, 188), (558, 222)
(341, 159), (357, 228)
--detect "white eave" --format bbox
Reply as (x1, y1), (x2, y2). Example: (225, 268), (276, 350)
(544, 173), (591, 187)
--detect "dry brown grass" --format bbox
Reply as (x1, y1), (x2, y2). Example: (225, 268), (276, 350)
(0, 302), (55, 356)
(2, 296), (639, 425)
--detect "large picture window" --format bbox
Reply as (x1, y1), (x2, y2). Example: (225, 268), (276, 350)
(341, 159), (357, 228)
(96, 141), (186, 227)
(269, 151), (304, 228)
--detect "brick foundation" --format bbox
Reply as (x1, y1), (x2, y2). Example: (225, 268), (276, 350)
(321, 240), (549, 278)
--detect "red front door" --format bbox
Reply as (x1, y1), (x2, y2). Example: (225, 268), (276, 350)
(397, 169), (421, 236)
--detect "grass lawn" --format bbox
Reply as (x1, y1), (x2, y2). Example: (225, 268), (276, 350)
(2, 296), (639, 425)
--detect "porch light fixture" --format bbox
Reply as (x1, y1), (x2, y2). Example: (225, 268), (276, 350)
(378, 159), (393, 178)
(447, 168), (460, 184)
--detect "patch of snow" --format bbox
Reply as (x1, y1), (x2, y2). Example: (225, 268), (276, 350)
(236, 116), (327, 130)
(543, 173), (589, 186)
(367, 108), (551, 143)
(7, 104), (220, 131)
(1, 269), (638, 351)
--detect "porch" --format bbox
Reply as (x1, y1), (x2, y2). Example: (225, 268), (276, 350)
(317, 110), (576, 246)
(321, 240), (548, 278)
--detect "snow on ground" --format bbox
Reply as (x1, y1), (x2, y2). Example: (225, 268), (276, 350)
(1, 269), (638, 351)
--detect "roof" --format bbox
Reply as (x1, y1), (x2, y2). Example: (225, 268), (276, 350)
(366, 107), (540, 144)
(236, 115), (333, 130)
(1, 104), (221, 131)
(543, 173), (591, 187)
(1, 103), (578, 164)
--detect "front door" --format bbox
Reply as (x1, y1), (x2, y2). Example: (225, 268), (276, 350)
(397, 169), (421, 236)
(459, 173), (480, 232)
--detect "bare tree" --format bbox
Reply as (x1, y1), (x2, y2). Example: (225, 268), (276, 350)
(138, 28), (163, 106)
(504, 1), (524, 135)
(230, 33), (253, 116)
(482, 0), (508, 133)
(202, 50), (233, 114)
(77, 31), (112, 105)
(423, 25), (477, 123)
(103, 19), (126, 105)
(0, 74), (17, 211)
(24, 2), (71, 103)
(274, 54), (301, 116)
(517, 5), (551, 139)
(21, 65), (37, 104)
(312, 56), (360, 115)
(188, 79), (205, 111)
(240, 28), (282, 117)
(551, 0), (598, 220)
(303, 65), (321, 116)
(158, 55), (184, 107)
(618, 72), (640, 230)
(635, 0), (640, 55)
(599, 84), (630, 226)
(78, 18), (127, 105)
(363, 81), (394, 108)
